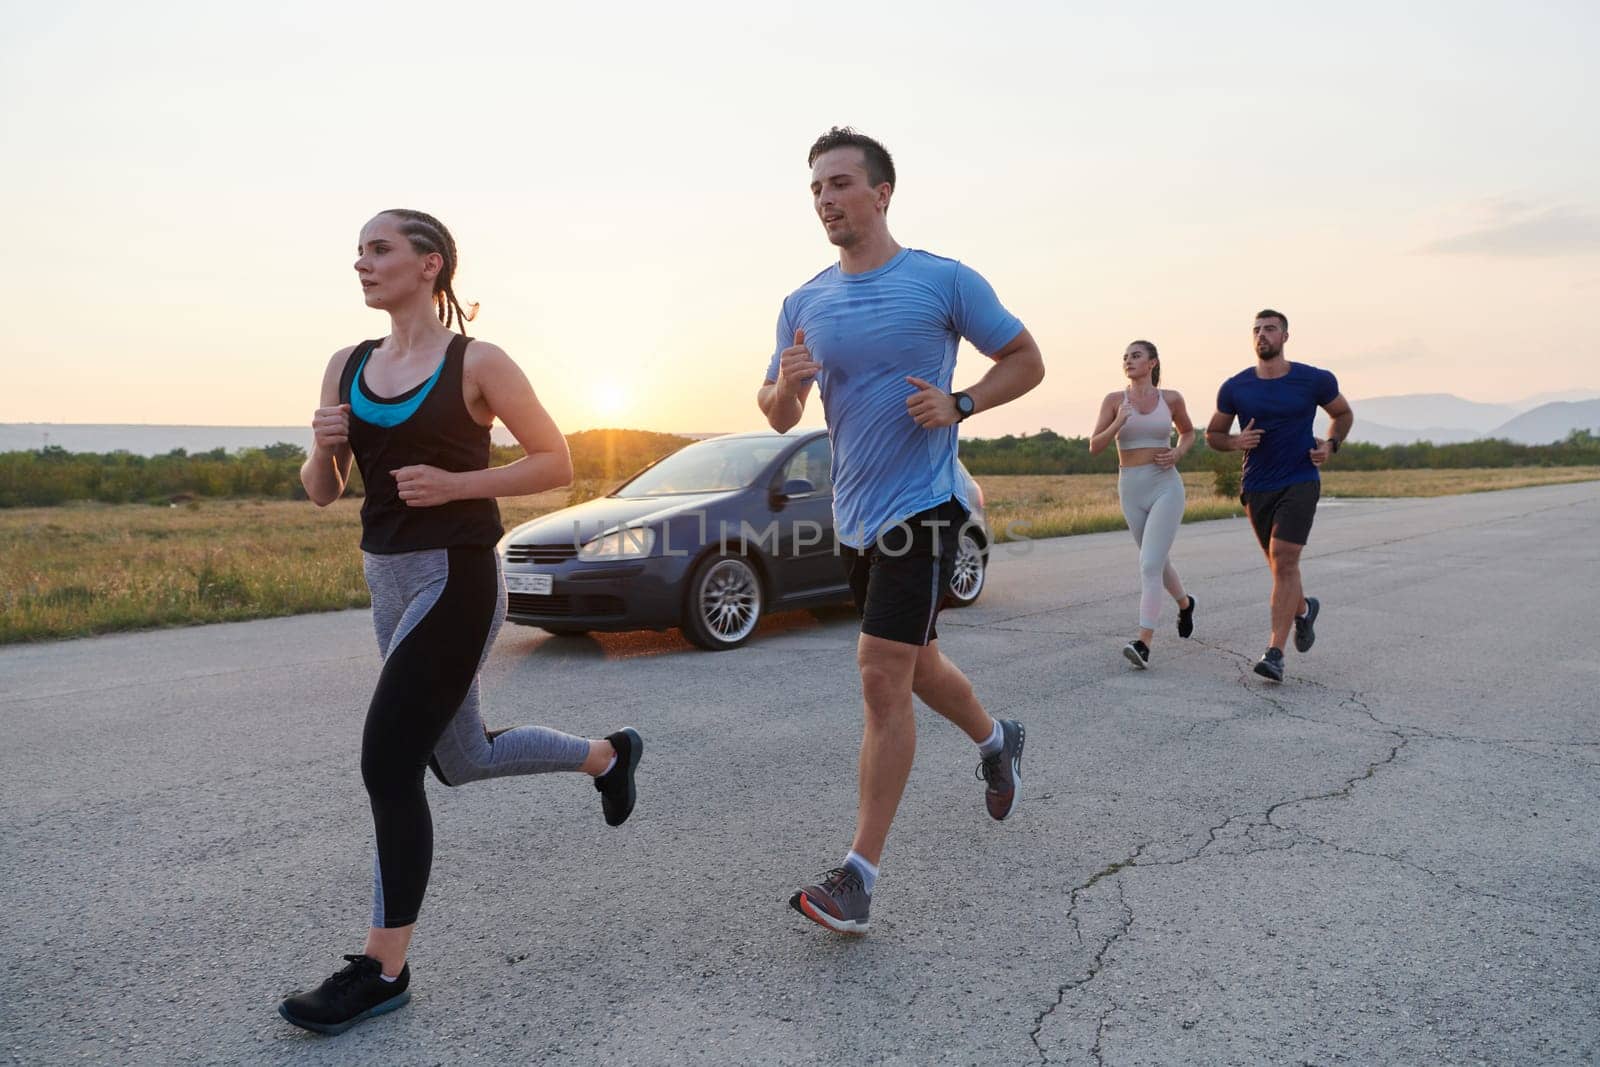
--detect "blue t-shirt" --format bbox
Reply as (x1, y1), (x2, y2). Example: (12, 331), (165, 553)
(1216, 362), (1341, 493)
(764, 249), (1023, 548)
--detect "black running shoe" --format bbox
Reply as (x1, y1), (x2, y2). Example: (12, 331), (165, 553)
(1177, 595), (1196, 639)
(278, 954), (410, 1035)
(595, 727), (642, 827)
(1253, 647), (1285, 682)
(976, 719), (1025, 821)
(1293, 597), (1320, 653)
(1122, 639), (1150, 669)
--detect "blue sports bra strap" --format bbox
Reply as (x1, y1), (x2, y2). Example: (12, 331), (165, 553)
(339, 339), (382, 405)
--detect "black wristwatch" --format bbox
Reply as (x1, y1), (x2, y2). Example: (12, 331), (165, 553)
(952, 391), (976, 421)
(1327, 436), (1341, 453)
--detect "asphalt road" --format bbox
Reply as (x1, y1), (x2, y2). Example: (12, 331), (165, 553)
(3, 481), (1597, 1066)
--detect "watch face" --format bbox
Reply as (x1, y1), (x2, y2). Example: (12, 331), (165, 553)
(956, 393), (974, 416)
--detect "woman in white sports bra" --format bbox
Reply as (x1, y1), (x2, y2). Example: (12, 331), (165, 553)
(1088, 340), (1197, 668)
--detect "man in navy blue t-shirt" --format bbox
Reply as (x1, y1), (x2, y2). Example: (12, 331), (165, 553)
(1206, 309), (1354, 682)
(758, 127), (1045, 935)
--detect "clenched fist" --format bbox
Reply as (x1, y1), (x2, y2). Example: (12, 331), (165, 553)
(391, 464), (458, 508)
(777, 327), (821, 397)
(311, 404), (350, 452)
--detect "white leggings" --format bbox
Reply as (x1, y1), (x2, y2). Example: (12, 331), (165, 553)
(1118, 464), (1188, 630)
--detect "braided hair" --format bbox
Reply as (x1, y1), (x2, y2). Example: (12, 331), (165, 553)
(380, 209), (479, 333)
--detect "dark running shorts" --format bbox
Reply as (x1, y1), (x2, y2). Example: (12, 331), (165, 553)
(840, 498), (968, 647)
(1242, 479), (1321, 551)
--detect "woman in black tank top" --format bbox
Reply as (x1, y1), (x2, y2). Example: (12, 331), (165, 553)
(279, 211), (644, 1036)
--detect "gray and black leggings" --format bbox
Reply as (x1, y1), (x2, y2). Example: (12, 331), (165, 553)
(361, 546), (589, 928)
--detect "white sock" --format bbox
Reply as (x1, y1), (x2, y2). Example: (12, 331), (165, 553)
(978, 719), (1004, 756)
(597, 753), (617, 777)
(379, 971), (400, 983)
(844, 850), (878, 895)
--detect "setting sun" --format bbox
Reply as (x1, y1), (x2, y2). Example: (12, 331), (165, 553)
(591, 383), (631, 422)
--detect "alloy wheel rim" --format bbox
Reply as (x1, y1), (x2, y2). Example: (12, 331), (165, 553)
(701, 558), (760, 642)
(950, 533), (984, 600)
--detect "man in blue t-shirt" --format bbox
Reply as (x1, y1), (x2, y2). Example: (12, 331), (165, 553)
(757, 127), (1045, 935)
(1206, 309), (1355, 682)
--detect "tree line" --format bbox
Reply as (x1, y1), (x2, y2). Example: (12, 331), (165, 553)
(957, 428), (1600, 478)
(2, 428), (1596, 508)
(0, 429), (694, 507)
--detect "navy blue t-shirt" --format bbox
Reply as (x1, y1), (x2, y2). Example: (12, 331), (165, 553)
(1216, 362), (1340, 493)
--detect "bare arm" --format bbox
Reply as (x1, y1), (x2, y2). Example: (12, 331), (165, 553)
(1087, 392), (1128, 455)
(1206, 410), (1261, 453)
(964, 328), (1045, 414)
(299, 347), (356, 507)
(1309, 393), (1355, 467)
(905, 328), (1047, 428)
(1152, 391), (1196, 469)
(757, 328), (819, 433)
(391, 341), (573, 508)
(1322, 393), (1354, 445)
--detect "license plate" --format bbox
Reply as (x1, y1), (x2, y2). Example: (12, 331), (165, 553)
(505, 573), (553, 595)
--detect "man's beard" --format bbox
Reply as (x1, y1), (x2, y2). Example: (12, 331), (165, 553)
(1256, 342), (1283, 361)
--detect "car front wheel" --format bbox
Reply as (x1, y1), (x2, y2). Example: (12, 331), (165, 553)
(683, 553), (764, 650)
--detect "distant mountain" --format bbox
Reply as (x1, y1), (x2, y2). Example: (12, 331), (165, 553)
(1352, 394), (1514, 433)
(1511, 389), (1600, 413)
(1487, 400), (1600, 444)
(1347, 391), (1600, 445)
(1345, 421), (1483, 446)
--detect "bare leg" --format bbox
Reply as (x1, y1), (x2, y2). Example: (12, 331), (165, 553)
(849, 634), (920, 867)
(910, 640), (995, 742)
(580, 738), (617, 777)
(1267, 538), (1309, 650)
(363, 925), (413, 978)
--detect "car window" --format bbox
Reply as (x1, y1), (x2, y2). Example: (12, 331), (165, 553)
(782, 437), (833, 496)
(613, 438), (788, 497)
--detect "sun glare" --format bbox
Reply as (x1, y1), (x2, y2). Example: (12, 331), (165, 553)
(591, 383), (630, 422)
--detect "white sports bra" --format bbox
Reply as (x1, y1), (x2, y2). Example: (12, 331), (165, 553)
(1116, 388), (1173, 450)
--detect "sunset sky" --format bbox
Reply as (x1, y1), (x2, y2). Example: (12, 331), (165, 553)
(3, 1), (1597, 438)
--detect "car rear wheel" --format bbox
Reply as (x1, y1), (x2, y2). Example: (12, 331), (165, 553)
(946, 530), (987, 607)
(683, 553), (763, 650)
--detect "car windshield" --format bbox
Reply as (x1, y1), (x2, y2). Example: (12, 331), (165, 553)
(612, 438), (790, 497)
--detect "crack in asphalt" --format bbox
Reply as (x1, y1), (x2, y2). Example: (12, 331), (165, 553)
(1029, 677), (1411, 1063)
(1030, 880), (1134, 1064)
(1090, 1000), (1121, 1067)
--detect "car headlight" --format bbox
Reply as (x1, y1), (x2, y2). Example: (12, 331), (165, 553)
(580, 526), (656, 561)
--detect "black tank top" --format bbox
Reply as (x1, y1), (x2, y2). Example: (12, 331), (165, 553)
(338, 334), (504, 554)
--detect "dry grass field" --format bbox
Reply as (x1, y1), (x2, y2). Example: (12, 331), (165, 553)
(2, 468), (1595, 643)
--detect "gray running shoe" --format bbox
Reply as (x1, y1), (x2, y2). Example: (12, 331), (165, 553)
(1122, 640), (1150, 669)
(1293, 597), (1320, 653)
(976, 719), (1025, 821)
(790, 866), (871, 934)
(1254, 647), (1285, 682)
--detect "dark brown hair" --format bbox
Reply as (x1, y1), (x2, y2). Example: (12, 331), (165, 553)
(1255, 308), (1288, 331)
(1131, 340), (1161, 387)
(381, 209), (478, 332)
(807, 127), (896, 191)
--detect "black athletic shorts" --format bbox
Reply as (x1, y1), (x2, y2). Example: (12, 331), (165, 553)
(840, 498), (968, 646)
(1241, 479), (1321, 551)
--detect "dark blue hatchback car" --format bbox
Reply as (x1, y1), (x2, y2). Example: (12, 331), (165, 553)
(499, 430), (990, 650)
